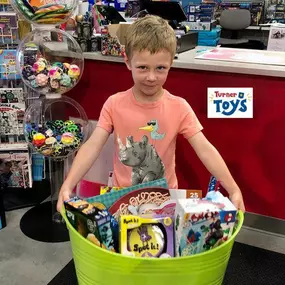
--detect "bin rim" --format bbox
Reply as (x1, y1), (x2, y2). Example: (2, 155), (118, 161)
(62, 207), (244, 262)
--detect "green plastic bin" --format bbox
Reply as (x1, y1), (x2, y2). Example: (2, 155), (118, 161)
(63, 209), (244, 285)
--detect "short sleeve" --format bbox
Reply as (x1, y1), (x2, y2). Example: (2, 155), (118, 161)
(97, 96), (114, 133)
(179, 99), (203, 139)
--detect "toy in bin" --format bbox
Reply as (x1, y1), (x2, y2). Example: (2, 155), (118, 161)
(175, 191), (237, 257)
(64, 196), (118, 252)
(120, 215), (175, 258)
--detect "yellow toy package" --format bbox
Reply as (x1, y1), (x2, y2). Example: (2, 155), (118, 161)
(100, 186), (123, 195)
(119, 215), (175, 258)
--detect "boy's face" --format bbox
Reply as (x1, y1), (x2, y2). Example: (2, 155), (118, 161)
(125, 49), (172, 97)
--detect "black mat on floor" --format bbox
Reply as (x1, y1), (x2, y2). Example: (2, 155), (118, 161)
(48, 242), (285, 285)
(20, 201), (69, 243)
(3, 180), (50, 211)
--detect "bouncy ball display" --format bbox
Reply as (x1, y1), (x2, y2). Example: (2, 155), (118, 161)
(17, 28), (84, 96)
(24, 96), (89, 160)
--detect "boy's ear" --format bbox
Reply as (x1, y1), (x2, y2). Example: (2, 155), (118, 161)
(124, 55), (132, 71)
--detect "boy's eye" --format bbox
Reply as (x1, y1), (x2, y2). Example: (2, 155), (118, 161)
(157, 66), (166, 71)
(138, 66), (147, 70)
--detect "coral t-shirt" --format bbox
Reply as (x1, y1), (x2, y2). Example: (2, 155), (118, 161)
(97, 88), (203, 188)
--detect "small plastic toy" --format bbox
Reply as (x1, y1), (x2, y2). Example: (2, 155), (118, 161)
(65, 196), (118, 252)
(175, 192), (237, 257)
(120, 215), (175, 258)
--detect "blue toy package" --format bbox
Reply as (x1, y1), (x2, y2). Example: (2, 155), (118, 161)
(207, 176), (221, 192)
(175, 191), (237, 257)
(188, 13), (212, 22)
(198, 38), (220, 47)
(64, 196), (119, 252)
(198, 28), (221, 40)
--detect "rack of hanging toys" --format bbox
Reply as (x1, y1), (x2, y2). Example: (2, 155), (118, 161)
(0, 3), (35, 231)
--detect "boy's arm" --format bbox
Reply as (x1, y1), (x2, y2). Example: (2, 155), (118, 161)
(188, 132), (245, 212)
(57, 127), (110, 212)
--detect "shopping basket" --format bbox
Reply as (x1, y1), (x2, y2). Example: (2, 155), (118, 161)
(62, 209), (244, 285)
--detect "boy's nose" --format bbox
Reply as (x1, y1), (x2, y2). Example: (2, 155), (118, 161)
(146, 71), (156, 82)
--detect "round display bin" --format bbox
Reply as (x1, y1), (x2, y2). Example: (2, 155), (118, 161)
(17, 28), (84, 96)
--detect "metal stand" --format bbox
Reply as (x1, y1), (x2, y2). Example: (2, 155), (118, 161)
(19, 158), (69, 243)
(49, 158), (65, 224)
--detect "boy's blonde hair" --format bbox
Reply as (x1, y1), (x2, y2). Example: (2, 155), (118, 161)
(125, 15), (177, 59)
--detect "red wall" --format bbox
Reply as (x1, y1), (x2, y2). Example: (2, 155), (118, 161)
(67, 59), (285, 220)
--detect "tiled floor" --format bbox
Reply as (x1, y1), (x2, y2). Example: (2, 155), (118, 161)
(0, 208), (72, 285)
(1, 207), (285, 285)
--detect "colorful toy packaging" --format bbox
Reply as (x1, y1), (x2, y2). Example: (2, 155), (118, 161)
(101, 24), (131, 57)
(175, 191), (237, 257)
(64, 196), (118, 252)
(120, 215), (175, 258)
(65, 176), (239, 259)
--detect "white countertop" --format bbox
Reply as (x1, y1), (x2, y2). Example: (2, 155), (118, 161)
(83, 47), (285, 78)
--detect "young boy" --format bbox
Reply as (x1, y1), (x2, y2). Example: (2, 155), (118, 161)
(57, 15), (245, 212)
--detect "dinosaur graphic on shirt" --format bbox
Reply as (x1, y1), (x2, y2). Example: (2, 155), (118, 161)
(117, 135), (165, 185)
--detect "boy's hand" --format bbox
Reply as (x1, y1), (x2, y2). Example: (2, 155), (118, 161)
(229, 191), (245, 213)
(57, 186), (72, 213)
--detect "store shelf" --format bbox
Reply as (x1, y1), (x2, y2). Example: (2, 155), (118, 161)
(0, 142), (28, 151)
(217, 25), (271, 31)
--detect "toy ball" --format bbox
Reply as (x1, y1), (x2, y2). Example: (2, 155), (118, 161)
(64, 120), (75, 126)
(63, 62), (70, 73)
(49, 66), (62, 80)
(40, 145), (54, 156)
(45, 137), (57, 146)
(45, 129), (54, 137)
(66, 124), (79, 134)
(52, 144), (64, 157)
(31, 79), (39, 88)
(53, 62), (64, 69)
(68, 65), (80, 79)
(33, 59), (46, 73)
(77, 132), (84, 141)
(36, 73), (49, 87)
(25, 123), (32, 132)
(22, 65), (35, 80)
(54, 120), (64, 128)
(72, 137), (81, 149)
(60, 74), (72, 87)
(33, 133), (46, 147)
(50, 79), (60, 90)
(61, 132), (75, 145)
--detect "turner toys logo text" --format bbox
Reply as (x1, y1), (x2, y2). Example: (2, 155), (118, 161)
(207, 88), (253, 118)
